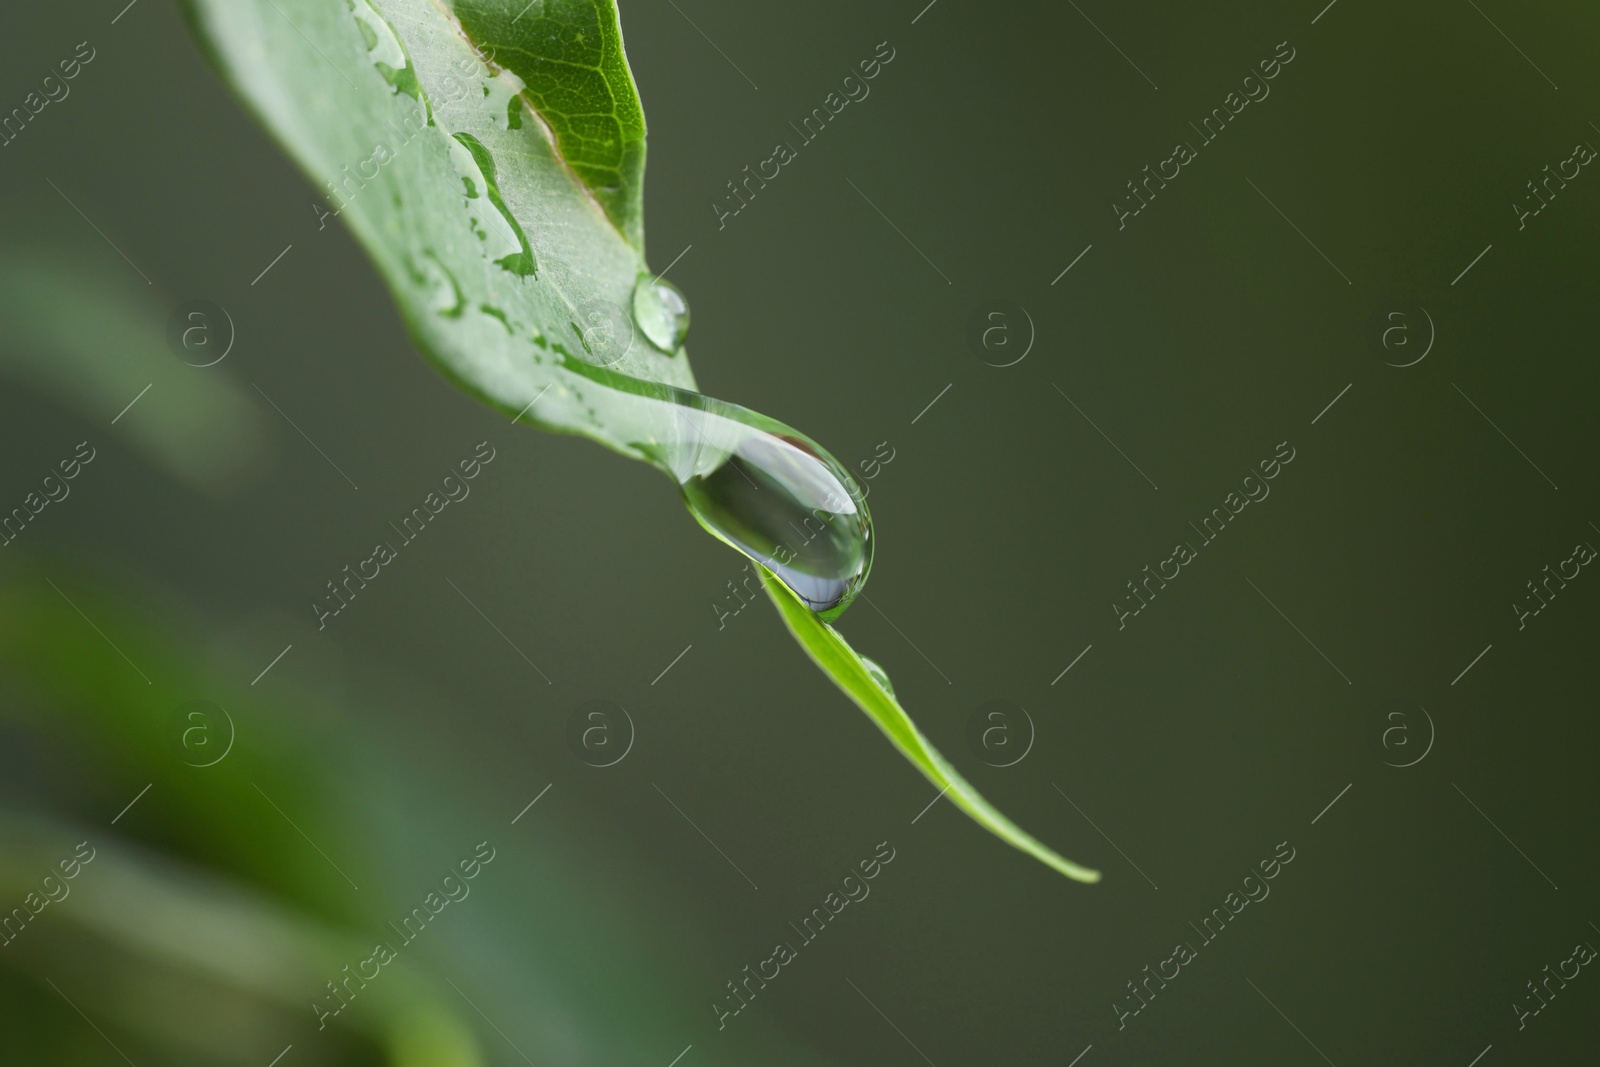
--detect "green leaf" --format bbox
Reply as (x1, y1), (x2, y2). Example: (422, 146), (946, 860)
(761, 568), (1103, 885)
(453, 0), (648, 249)
(181, 0), (1100, 886)
(181, 0), (693, 462)
(0, 812), (485, 1066)
(0, 562), (846, 1064)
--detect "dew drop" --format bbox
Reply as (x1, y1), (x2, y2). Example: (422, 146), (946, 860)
(631, 274), (690, 353)
(556, 338), (870, 618)
(669, 403), (870, 619)
(859, 654), (896, 696)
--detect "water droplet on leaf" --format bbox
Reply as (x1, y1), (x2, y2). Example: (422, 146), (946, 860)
(859, 654), (896, 696)
(555, 322), (869, 617)
(631, 274), (690, 352)
(671, 403), (870, 619)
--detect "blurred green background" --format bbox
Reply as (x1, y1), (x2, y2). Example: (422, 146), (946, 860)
(1, 0), (1598, 1063)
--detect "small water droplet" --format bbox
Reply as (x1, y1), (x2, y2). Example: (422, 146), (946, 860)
(631, 274), (690, 352)
(859, 654), (896, 696)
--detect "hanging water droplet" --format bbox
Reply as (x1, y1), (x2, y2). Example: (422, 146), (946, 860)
(670, 403), (870, 619)
(631, 274), (690, 353)
(555, 346), (870, 618)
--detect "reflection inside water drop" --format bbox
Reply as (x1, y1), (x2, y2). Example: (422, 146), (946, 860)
(631, 274), (690, 352)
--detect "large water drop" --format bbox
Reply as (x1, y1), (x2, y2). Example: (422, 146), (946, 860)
(668, 403), (870, 619)
(631, 274), (690, 353)
(556, 355), (870, 617)
(555, 354), (871, 617)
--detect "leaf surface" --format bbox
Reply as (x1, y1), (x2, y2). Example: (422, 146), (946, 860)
(182, 0), (690, 464)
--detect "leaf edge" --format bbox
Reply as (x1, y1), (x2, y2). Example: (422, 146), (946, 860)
(759, 567), (1102, 886)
